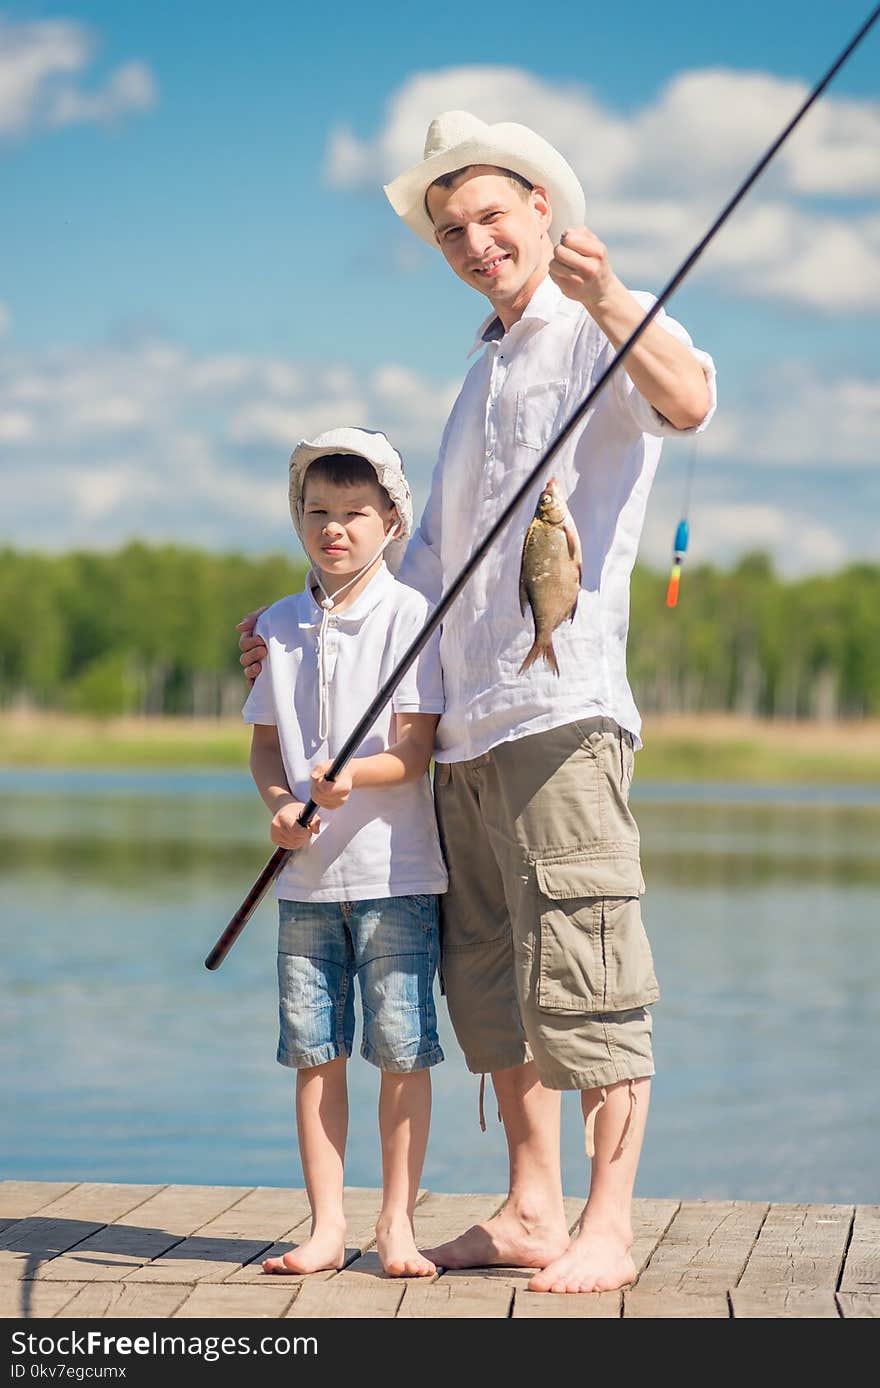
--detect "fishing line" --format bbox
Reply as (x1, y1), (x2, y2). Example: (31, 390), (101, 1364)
(206, 3), (880, 970)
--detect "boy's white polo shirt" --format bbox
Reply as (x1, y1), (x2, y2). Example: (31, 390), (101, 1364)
(242, 563), (448, 903)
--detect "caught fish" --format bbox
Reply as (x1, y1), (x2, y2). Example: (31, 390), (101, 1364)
(518, 477), (582, 676)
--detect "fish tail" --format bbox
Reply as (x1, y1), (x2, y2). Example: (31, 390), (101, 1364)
(518, 637), (560, 676)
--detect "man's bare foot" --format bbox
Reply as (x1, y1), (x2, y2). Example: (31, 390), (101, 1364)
(262, 1224), (346, 1275)
(376, 1214), (435, 1278)
(527, 1221), (636, 1293)
(422, 1205), (570, 1271)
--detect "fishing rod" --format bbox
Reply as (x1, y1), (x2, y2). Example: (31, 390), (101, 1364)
(205, 3), (880, 971)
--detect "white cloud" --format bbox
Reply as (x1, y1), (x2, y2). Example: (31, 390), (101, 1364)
(1, 333), (875, 573)
(699, 364), (880, 465)
(0, 409), (32, 441)
(326, 65), (880, 311)
(0, 15), (157, 139)
(45, 60), (156, 128)
(0, 335), (459, 552)
(641, 492), (849, 575)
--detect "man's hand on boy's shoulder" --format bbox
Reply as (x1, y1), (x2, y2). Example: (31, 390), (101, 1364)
(237, 607), (268, 683)
(270, 801), (320, 851)
(310, 762), (353, 811)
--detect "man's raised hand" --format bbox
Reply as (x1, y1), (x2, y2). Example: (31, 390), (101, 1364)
(549, 226), (619, 309)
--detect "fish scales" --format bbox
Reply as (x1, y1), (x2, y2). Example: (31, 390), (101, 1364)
(518, 477), (582, 676)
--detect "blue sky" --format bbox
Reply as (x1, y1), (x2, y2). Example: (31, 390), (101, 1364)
(2, 0), (879, 572)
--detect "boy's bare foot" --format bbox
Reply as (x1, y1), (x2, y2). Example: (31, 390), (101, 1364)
(422, 1204), (569, 1270)
(527, 1220), (636, 1294)
(262, 1225), (346, 1275)
(376, 1214), (435, 1278)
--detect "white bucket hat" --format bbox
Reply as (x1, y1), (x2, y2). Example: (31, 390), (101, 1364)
(288, 426), (413, 575)
(384, 110), (586, 249)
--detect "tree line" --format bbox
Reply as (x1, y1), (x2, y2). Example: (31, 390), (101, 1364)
(1, 544), (878, 719)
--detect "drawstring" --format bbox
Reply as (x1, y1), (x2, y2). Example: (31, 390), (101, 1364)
(477, 1073), (502, 1132)
(584, 1086), (607, 1159)
(584, 1079), (638, 1159)
(312, 522), (400, 747)
(316, 598), (334, 746)
(619, 1078), (638, 1154)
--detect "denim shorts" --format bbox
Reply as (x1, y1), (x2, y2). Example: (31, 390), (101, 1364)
(276, 894), (444, 1073)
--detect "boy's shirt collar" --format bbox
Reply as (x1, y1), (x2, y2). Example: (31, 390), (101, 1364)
(297, 560), (395, 630)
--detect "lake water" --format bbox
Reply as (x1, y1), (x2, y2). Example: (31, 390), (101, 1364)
(2, 768), (878, 1205)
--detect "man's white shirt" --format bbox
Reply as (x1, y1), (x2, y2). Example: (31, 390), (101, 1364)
(243, 563), (448, 902)
(400, 275), (717, 761)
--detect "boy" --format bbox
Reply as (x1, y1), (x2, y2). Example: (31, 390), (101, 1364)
(243, 426), (448, 1278)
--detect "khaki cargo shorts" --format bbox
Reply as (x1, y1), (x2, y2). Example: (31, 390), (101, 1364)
(433, 717), (659, 1092)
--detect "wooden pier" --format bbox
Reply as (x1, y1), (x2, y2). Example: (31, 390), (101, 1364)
(1, 1182), (877, 1319)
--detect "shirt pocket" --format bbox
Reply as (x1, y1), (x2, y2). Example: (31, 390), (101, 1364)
(535, 857), (658, 1014)
(514, 379), (569, 450)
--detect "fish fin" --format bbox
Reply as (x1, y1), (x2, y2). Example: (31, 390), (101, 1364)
(519, 531), (531, 616)
(518, 638), (560, 677)
(568, 590), (579, 623)
(563, 511), (583, 568)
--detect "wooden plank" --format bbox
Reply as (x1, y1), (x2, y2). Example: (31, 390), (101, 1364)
(397, 1277), (513, 1318)
(513, 1288), (621, 1317)
(413, 1191), (506, 1253)
(0, 1182), (78, 1219)
(0, 1280), (82, 1319)
(340, 1192), (505, 1281)
(226, 1187), (383, 1285)
(0, 1219), (108, 1282)
(443, 1266), (533, 1283)
(631, 1199), (681, 1277)
(1, 1182), (162, 1275)
(38, 1227), (188, 1283)
(635, 1200), (767, 1294)
(173, 1284), (298, 1318)
(28, 1184), (162, 1223)
(286, 1279), (404, 1319)
(2, 1184), (164, 1282)
(127, 1185), (317, 1286)
(125, 1235), (277, 1286)
(39, 1185), (255, 1284)
(839, 1206), (880, 1292)
(53, 1283), (191, 1319)
(624, 1289), (730, 1318)
(737, 1204), (853, 1289)
(837, 1293), (880, 1318)
(732, 1288), (840, 1317)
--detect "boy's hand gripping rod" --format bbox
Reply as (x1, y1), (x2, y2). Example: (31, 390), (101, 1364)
(205, 5), (879, 971)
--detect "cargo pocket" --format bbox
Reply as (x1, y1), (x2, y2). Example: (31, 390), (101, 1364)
(535, 857), (659, 1014)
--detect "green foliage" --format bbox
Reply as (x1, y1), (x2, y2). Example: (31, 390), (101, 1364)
(628, 552), (880, 719)
(0, 545), (877, 719)
(0, 543), (307, 719)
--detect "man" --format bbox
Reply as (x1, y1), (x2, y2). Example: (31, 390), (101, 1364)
(240, 111), (715, 1293)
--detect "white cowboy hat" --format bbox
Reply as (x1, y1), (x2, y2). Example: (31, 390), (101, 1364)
(288, 426), (413, 574)
(384, 110), (585, 249)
